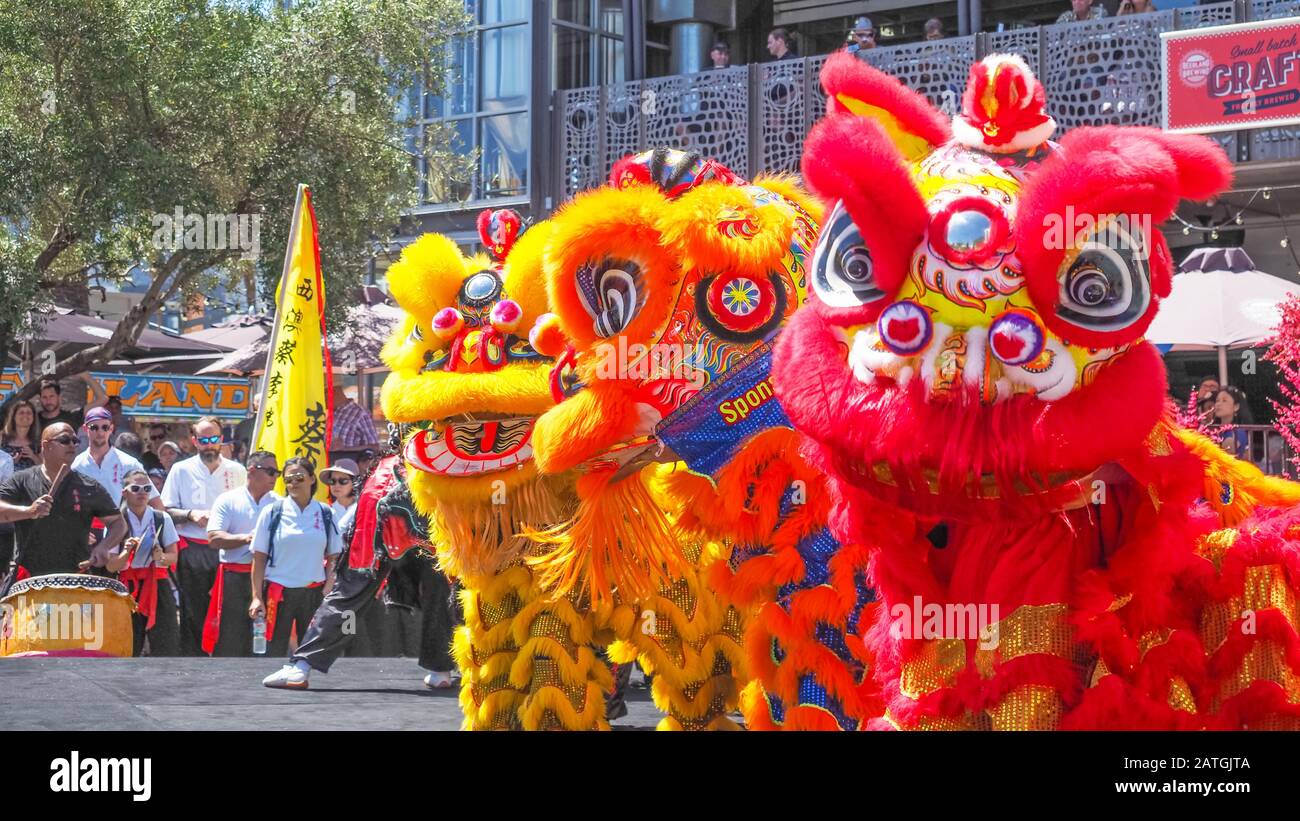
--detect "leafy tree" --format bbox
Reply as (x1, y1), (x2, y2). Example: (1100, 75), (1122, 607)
(0, 0), (467, 414)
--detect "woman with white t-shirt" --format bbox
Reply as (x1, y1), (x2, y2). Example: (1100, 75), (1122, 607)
(248, 457), (342, 660)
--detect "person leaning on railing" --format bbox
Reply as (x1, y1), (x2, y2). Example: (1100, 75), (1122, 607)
(1056, 0), (1107, 23)
(1117, 0), (1156, 14)
(1208, 385), (1253, 459)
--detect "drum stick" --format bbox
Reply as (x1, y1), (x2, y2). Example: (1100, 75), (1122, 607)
(47, 463), (68, 499)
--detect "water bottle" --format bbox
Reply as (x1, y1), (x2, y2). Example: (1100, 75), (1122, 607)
(252, 616), (267, 655)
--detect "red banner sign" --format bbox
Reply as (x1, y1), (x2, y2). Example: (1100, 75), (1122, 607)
(1163, 17), (1300, 134)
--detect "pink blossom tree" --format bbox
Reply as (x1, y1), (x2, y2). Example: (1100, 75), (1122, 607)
(1265, 292), (1300, 477)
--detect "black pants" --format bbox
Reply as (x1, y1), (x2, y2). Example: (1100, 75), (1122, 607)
(292, 559), (390, 672)
(293, 549), (459, 673)
(176, 542), (219, 656)
(212, 565), (253, 657)
(348, 587), (399, 656)
(414, 559), (456, 673)
(605, 650), (634, 721)
(267, 585), (325, 659)
(131, 577), (180, 657)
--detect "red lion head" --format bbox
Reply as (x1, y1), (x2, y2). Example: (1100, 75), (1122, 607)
(773, 52), (1234, 522)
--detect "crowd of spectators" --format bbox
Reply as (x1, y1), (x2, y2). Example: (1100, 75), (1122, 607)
(0, 378), (453, 677)
(736, 0), (1151, 68)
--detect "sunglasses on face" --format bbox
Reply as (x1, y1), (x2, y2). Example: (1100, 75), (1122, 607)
(46, 436), (78, 447)
(150, 433), (166, 442)
(283, 474), (309, 485)
(87, 424), (112, 433)
(195, 435), (222, 445)
(326, 477), (353, 486)
(125, 484), (152, 494)
(250, 465), (280, 477)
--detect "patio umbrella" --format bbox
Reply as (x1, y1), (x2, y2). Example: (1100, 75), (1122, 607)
(13, 309), (235, 373)
(1145, 247), (1299, 383)
(198, 287), (401, 376)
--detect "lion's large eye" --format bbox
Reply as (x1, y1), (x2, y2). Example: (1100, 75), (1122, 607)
(1056, 220), (1149, 333)
(811, 201), (885, 308)
(575, 258), (643, 337)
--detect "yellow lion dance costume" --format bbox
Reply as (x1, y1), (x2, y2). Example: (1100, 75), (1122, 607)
(380, 207), (744, 729)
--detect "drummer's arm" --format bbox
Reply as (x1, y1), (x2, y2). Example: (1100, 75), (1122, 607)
(105, 548), (131, 574)
(0, 495), (50, 523)
(98, 514), (128, 556)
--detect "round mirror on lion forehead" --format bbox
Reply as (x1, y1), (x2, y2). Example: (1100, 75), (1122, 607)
(461, 270), (502, 305)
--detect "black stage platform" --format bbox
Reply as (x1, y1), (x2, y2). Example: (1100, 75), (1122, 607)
(0, 657), (664, 730)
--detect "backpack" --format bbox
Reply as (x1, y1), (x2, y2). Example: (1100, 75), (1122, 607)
(265, 499), (334, 568)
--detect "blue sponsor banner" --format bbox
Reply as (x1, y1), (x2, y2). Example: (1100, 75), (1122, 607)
(1, 369), (252, 419)
(656, 342), (791, 479)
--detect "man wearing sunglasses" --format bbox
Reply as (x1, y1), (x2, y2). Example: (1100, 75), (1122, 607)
(161, 415), (248, 655)
(72, 408), (164, 509)
(0, 423), (126, 579)
(202, 451), (281, 656)
(141, 424), (169, 471)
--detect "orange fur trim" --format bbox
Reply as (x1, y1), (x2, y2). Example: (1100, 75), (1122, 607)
(525, 468), (685, 607)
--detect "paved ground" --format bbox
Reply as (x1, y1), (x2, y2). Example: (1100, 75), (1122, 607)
(0, 657), (664, 730)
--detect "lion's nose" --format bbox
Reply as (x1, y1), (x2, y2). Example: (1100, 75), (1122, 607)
(946, 210), (994, 254)
(930, 196), (1009, 266)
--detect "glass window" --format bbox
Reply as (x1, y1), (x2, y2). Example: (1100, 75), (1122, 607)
(553, 0), (591, 26)
(481, 0), (527, 23)
(336, 373), (359, 402)
(597, 0), (623, 35)
(481, 113), (529, 197)
(427, 35), (476, 118)
(646, 43), (670, 79)
(481, 24), (529, 112)
(367, 371), (390, 423)
(398, 83), (421, 121)
(553, 25), (593, 90)
(599, 36), (624, 85)
(426, 118), (476, 203)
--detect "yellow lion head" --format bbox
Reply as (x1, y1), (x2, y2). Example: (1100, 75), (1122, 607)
(381, 210), (572, 579)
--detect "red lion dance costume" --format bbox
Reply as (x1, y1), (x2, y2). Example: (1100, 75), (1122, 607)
(771, 51), (1300, 729)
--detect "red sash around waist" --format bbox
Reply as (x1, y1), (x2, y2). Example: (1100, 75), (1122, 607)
(178, 536), (209, 551)
(263, 580), (323, 640)
(201, 562), (251, 655)
(118, 566), (170, 630)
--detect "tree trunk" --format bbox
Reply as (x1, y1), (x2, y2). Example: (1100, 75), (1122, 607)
(0, 249), (229, 416)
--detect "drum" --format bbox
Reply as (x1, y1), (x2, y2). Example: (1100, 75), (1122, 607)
(0, 574), (136, 657)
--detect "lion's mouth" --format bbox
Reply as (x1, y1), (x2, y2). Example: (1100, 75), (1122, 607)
(404, 415), (536, 477)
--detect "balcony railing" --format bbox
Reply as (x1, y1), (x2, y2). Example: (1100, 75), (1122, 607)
(554, 0), (1300, 205)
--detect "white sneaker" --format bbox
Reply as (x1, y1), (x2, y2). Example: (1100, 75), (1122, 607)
(263, 664), (309, 690)
(424, 671), (453, 689)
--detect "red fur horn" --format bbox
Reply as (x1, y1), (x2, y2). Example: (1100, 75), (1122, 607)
(1146, 130), (1235, 202)
(819, 49), (950, 159)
